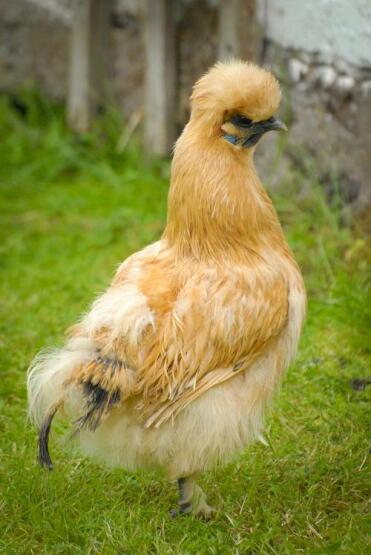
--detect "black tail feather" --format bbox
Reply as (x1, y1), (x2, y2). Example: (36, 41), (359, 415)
(74, 381), (120, 432)
(38, 403), (60, 470)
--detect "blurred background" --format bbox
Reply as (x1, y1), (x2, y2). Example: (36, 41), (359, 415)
(1, 2), (370, 553)
(1, 0), (370, 214)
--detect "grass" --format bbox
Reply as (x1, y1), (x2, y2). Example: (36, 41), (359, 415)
(0, 92), (370, 554)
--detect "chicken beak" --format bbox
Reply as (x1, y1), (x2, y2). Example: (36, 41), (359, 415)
(241, 117), (287, 147)
(264, 117), (287, 132)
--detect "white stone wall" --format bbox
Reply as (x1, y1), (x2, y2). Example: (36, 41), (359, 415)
(258, 0), (371, 68)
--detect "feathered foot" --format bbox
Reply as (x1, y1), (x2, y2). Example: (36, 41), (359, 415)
(170, 475), (215, 519)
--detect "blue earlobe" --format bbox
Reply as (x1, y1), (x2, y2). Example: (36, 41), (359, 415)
(223, 133), (241, 146)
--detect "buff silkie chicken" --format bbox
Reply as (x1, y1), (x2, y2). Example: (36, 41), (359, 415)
(28, 60), (306, 518)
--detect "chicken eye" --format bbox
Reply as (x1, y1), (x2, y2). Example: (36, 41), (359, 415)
(231, 114), (253, 128)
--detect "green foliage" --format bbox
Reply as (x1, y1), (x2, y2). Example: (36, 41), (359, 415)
(0, 93), (369, 554)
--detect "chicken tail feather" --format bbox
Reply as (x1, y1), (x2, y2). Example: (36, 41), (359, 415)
(38, 401), (63, 470)
(74, 381), (121, 431)
(27, 338), (96, 467)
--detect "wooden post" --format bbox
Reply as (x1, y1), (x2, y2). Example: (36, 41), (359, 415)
(67, 0), (110, 133)
(90, 0), (111, 109)
(144, 0), (176, 156)
(219, 0), (239, 60)
(219, 0), (263, 62)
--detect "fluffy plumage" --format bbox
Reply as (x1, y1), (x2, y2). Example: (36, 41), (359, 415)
(28, 60), (306, 516)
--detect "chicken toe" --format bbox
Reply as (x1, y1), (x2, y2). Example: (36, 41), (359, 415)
(170, 476), (215, 519)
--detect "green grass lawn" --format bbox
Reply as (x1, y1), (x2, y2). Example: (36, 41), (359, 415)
(0, 93), (370, 554)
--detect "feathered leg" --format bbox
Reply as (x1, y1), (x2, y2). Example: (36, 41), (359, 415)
(170, 474), (215, 518)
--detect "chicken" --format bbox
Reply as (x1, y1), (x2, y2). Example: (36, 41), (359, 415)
(27, 60), (306, 518)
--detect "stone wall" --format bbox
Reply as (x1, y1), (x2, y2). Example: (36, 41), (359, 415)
(255, 42), (371, 214)
(257, 0), (371, 214)
(258, 0), (371, 68)
(0, 0), (370, 213)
